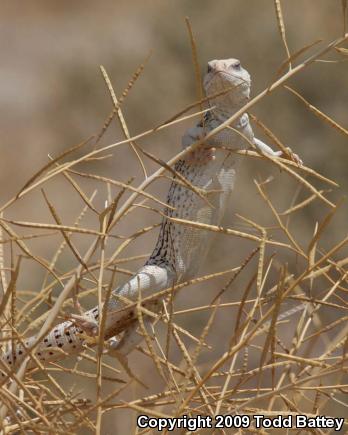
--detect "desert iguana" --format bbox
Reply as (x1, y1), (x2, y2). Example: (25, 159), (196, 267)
(1, 58), (300, 376)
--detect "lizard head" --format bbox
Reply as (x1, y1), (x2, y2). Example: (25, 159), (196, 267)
(203, 58), (251, 112)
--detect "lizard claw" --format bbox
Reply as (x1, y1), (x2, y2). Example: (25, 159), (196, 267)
(283, 147), (303, 166)
(187, 145), (216, 164)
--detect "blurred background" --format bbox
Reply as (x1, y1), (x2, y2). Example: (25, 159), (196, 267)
(1, 0), (347, 432)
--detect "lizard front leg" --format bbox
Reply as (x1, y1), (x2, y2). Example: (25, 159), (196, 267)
(182, 125), (216, 163)
(254, 137), (302, 165)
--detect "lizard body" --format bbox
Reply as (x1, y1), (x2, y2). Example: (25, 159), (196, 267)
(1, 59), (288, 374)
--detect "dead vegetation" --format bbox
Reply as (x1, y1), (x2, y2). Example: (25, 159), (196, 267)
(0, 2), (348, 434)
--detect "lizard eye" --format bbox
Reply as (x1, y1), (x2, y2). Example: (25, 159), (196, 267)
(207, 64), (213, 73)
(233, 61), (241, 70)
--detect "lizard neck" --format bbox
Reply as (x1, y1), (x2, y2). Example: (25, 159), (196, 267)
(209, 99), (248, 121)
(204, 91), (249, 128)
(205, 106), (249, 131)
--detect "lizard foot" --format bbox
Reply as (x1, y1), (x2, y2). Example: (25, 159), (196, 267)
(187, 146), (216, 164)
(69, 294), (99, 337)
(282, 147), (303, 166)
(70, 313), (99, 337)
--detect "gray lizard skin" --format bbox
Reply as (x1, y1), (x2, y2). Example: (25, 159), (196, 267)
(1, 58), (286, 374)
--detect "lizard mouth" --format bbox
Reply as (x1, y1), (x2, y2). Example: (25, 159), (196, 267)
(206, 70), (250, 90)
(216, 70), (249, 84)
